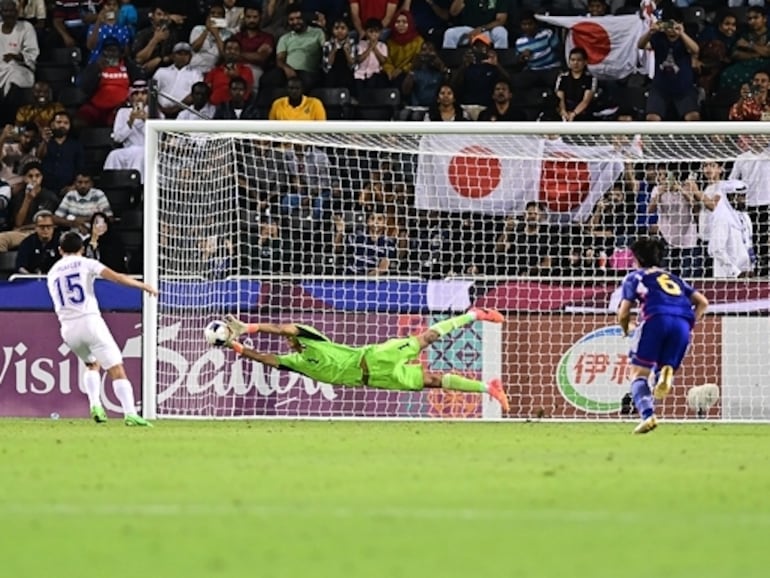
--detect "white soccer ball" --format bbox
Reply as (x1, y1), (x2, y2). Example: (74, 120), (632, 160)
(686, 384), (720, 416)
(204, 320), (232, 347)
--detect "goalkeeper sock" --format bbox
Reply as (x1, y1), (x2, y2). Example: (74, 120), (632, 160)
(631, 377), (654, 419)
(429, 313), (475, 337)
(441, 374), (486, 393)
(113, 379), (137, 416)
(83, 370), (102, 407)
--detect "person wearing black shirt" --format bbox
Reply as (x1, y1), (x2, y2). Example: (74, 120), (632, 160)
(478, 79), (526, 121)
(555, 47), (597, 121)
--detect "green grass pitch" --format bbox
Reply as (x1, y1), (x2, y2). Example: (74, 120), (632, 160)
(1, 420), (770, 578)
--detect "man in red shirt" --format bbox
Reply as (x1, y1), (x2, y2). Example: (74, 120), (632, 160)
(234, 5), (274, 90)
(77, 36), (144, 127)
(350, 0), (398, 37)
(204, 37), (254, 105)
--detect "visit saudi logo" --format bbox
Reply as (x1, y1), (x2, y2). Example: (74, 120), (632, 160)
(556, 326), (630, 413)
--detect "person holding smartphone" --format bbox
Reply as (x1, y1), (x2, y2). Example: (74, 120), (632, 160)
(85, 0), (132, 64)
(637, 8), (701, 122)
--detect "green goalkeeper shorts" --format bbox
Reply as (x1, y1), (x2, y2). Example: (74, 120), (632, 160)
(364, 336), (424, 391)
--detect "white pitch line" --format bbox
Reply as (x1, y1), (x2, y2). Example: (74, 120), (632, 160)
(2, 503), (770, 526)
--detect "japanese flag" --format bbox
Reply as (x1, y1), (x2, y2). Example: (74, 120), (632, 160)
(414, 134), (623, 220)
(536, 14), (647, 80)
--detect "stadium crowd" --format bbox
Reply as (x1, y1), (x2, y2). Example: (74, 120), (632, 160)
(0, 0), (767, 281)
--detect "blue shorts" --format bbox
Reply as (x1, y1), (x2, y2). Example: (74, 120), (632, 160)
(629, 315), (692, 370)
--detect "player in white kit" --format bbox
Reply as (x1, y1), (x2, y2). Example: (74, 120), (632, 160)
(46, 232), (159, 426)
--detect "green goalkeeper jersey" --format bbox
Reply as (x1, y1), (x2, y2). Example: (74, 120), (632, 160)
(275, 325), (371, 386)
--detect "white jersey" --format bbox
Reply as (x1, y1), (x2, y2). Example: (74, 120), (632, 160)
(46, 255), (107, 323)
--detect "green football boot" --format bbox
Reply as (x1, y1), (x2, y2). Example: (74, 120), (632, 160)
(91, 406), (108, 424)
(124, 414), (153, 427)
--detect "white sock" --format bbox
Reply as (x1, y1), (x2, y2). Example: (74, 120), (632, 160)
(83, 370), (102, 407)
(113, 379), (137, 416)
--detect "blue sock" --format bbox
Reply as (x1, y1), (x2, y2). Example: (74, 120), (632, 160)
(631, 377), (654, 419)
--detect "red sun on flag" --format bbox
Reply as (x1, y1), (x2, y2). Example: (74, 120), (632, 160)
(540, 152), (591, 213)
(448, 145), (502, 199)
(571, 21), (611, 65)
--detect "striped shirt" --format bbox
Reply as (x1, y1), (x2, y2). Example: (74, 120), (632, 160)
(514, 28), (560, 71)
(55, 188), (112, 221)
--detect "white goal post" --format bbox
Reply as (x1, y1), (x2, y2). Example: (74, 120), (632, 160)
(143, 120), (770, 421)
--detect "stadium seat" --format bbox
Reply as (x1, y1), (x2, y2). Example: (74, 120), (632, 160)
(57, 86), (88, 109)
(0, 251), (17, 278)
(256, 87), (288, 111)
(100, 169), (142, 216)
(119, 209), (143, 230)
(35, 66), (76, 95)
(682, 7), (706, 35)
(44, 46), (82, 68)
(440, 48), (465, 70)
(356, 88), (401, 120)
(310, 87), (351, 119)
(80, 127), (117, 176)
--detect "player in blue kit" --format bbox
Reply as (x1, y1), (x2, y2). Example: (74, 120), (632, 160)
(617, 237), (709, 434)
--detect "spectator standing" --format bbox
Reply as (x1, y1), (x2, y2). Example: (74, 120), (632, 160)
(708, 185), (755, 279)
(334, 211), (396, 276)
(647, 167), (702, 278)
(729, 140), (770, 277)
(638, 14), (701, 121)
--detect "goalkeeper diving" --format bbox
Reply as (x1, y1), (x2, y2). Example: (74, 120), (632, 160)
(217, 308), (510, 412)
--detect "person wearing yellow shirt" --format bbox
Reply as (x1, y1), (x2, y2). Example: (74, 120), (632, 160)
(268, 77), (327, 120)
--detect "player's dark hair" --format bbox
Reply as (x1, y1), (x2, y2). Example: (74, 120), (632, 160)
(630, 236), (665, 268)
(59, 231), (84, 254)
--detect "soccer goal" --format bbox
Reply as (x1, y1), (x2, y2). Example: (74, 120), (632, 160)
(143, 121), (769, 422)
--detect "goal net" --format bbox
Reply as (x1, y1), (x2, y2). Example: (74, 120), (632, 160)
(143, 121), (769, 422)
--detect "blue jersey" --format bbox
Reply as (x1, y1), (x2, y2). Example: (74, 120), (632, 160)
(620, 268), (696, 324)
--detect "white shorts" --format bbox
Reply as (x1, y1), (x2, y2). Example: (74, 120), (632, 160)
(60, 316), (123, 370)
